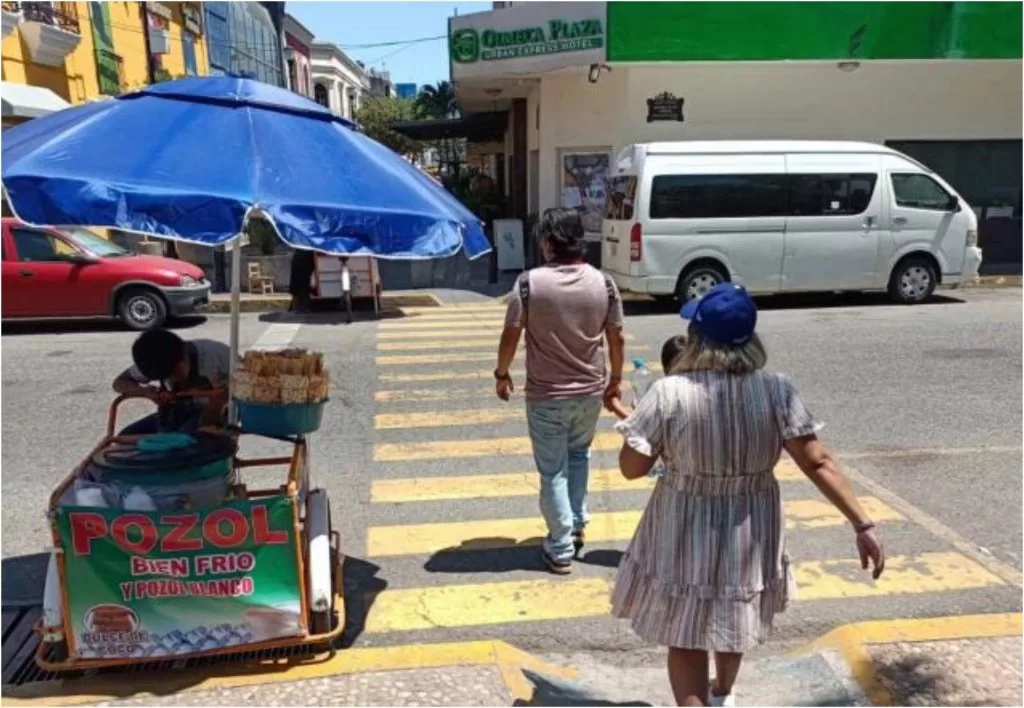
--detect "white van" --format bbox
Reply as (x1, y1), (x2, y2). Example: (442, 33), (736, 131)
(602, 141), (983, 304)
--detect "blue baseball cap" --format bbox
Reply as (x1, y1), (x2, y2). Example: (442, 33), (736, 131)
(679, 283), (757, 345)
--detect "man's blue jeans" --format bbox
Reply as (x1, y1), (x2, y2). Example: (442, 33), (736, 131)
(525, 396), (604, 563)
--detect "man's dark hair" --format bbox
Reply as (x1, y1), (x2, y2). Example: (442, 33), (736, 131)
(540, 207), (586, 261)
(132, 329), (187, 380)
(661, 334), (688, 374)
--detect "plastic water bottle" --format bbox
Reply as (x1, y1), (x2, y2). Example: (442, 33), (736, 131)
(630, 358), (656, 409)
(629, 358), (666, 479)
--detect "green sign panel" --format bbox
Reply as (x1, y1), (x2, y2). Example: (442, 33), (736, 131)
(452, 18), (604, 63)
(56, 497), (303, 659)
(608, 2), (1022, 62)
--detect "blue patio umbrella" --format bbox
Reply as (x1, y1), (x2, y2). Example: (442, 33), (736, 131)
(1, 75), (490, 260)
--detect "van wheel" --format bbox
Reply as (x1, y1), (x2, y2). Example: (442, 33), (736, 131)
(889, 257), (937, 304)
(677, 264), (728, 304)
(118, 288), (167, 330)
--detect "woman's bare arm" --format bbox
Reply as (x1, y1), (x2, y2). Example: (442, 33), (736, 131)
(619, 444), (656, 480)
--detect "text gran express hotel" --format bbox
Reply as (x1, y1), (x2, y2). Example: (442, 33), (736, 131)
(448, 2), (1022, 269)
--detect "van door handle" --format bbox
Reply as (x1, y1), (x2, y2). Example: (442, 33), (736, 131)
(893, 217), (908, 226)
(606, 237), (620, 243)
(863, 216), (876, 229)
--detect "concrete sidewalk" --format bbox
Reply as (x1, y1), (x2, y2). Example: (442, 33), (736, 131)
(4, 614), (1019, 707)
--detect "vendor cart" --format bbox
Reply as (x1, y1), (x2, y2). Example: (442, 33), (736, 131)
(2, 75), (490, 672)
(36, 391), (343, 669)
(311, 254), (382, 319)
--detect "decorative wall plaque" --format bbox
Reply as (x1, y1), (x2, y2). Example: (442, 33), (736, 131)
(647, 92), (684, 123)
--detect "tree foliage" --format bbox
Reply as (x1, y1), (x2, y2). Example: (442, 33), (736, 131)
(415, 81), (458, 119)
(354, 96), (421, 156)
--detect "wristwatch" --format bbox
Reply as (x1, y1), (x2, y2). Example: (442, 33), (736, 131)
(494, 369), (511, 381)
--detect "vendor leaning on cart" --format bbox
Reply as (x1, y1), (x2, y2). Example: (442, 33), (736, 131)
(113, 329), (232, 435)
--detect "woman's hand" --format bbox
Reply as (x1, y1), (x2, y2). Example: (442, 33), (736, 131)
(857, 527), (885, 579)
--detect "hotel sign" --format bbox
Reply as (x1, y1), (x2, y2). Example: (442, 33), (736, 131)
(450, 2), (606, 80)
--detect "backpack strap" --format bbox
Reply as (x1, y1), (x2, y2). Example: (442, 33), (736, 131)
(517, 271), (531, 325)
(603, 273), (617, 307)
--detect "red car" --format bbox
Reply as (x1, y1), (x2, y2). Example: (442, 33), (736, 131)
(1, 218), (210, 330)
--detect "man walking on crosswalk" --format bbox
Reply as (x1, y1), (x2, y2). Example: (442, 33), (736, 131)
(494, 207), (626, 574)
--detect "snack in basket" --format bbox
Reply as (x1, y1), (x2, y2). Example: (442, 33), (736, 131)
(233, 348), (328, 404)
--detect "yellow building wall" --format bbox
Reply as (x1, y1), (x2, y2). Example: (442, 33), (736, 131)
(1, 2), (208, 103)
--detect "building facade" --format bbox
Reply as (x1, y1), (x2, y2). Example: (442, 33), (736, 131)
(450, 1), (1023, 268)
(2, 1), (208, 127)
(283, 12), (312, 97)
(310, 41), (366, 121)
(203, 1), (283, 86)
(365, 65), (392, 98)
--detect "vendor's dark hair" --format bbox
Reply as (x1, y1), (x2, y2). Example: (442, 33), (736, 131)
(132, 329), (186, 380)
(540, 207), (586, 261)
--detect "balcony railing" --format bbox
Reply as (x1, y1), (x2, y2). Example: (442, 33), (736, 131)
(22, 1), (79, 33)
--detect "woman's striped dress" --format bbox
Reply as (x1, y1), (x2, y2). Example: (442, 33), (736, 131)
(611, 370), (823, 652)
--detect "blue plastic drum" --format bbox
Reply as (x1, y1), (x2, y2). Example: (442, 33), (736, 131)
(235, 400), (326, 436)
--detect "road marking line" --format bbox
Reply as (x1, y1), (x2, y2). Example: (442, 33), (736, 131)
(377, 329), (637, 341)
(375, 431), (623, 461)
(364, 552), (1005, 633)
(842, 463), (1024, 588)
(375, 387), (494, 403)
(0, 640), (575, 706)
(250, 323), (302, 351)
(378, 369), (526, 383)
(399, 305), (507, 315)
(365, 497), (903, 556)
(371, 462), (804, 503)
(379, 319), (507, 330)
(377, 347), (648, 366)
(803, 613), (1024, 707)
(374, 407), (618, 429)
(377, 336), (636, 350)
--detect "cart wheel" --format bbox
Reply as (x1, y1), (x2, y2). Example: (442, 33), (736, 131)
(306, 489), (333, 635)
(344, 292), (353, 324)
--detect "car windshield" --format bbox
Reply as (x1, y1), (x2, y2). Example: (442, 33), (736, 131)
(62, 228), (131, 257)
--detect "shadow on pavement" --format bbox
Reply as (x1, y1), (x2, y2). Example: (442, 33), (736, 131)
(424, 543), (623, 575)
(622, 291), (965, 318)
(514, 669), (652, 706)
(1, 316), (207, 336)
(338, 555), (388, 649)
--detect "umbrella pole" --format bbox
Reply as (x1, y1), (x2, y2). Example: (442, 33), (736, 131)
(228, 234), (242, 425)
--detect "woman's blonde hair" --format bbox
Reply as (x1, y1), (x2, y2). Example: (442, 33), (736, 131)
(669, 323), (767, 375)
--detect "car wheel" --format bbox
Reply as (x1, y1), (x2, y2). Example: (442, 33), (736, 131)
(678, 264), (728, 303)
(889, 257), (937, 304)
(118, 288), (167, 330)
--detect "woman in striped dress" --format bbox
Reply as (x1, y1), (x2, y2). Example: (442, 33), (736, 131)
(611, 284), (885, 707)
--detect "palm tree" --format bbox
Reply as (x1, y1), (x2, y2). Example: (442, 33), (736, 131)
(415, 81), (458, 119)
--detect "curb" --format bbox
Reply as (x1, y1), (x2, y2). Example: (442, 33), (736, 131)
(957, 274), (1022, 289)
(797, 612), (1023, 706)
(202, 292), (444, 314)
(1, 640), (575, 706)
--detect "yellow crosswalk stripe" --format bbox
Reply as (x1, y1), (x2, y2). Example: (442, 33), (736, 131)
(379, 320), (507, 330)
(379, 329), (506, 340)
(399, 305), (507, 315)
(370, 462), (804, 503)
(374, 407), (618, 429)
(377, 347), (649, 365)
(375, 431), (622, 461)
(378, 370), (525, 383)
(365, 497), (902, 556)
(363, 552), (1005, 633)
(377, 333), (637, 346)
(375, 388), (493, 403)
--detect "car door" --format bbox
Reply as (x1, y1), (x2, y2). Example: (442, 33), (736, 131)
(8, 226), (96, 317)
(887, 171), (966, 275)
(781, 154), (885, 292)
(0, 225), (30, 317)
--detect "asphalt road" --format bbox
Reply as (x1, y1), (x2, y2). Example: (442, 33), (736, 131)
(2, 287), (1021, 670)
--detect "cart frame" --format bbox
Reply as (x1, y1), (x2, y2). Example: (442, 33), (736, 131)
(35, 395), (345, 672)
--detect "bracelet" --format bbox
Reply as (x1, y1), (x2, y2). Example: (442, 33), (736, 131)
(854, 522), (876, 534)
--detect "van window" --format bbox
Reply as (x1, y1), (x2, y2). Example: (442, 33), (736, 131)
(606, 176), (637, 220)
(790, 174), (878, 216)
(891, 174), (953, 210)
(650, 174), (788, 219)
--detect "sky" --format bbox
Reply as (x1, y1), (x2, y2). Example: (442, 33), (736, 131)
(288, 1), (490, 89)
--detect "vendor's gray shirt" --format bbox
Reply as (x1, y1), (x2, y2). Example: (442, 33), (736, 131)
(504, 263), (624, 401)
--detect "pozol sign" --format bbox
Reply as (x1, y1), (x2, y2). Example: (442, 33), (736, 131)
(451, 18), (604, 63)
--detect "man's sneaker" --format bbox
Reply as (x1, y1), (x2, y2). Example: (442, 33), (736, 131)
(572, 529), (585, 557)
(710, 683), (735, 707)
(542, 550), (572, 575)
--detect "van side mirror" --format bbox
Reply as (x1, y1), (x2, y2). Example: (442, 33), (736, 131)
(947, 197), (961, 213)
